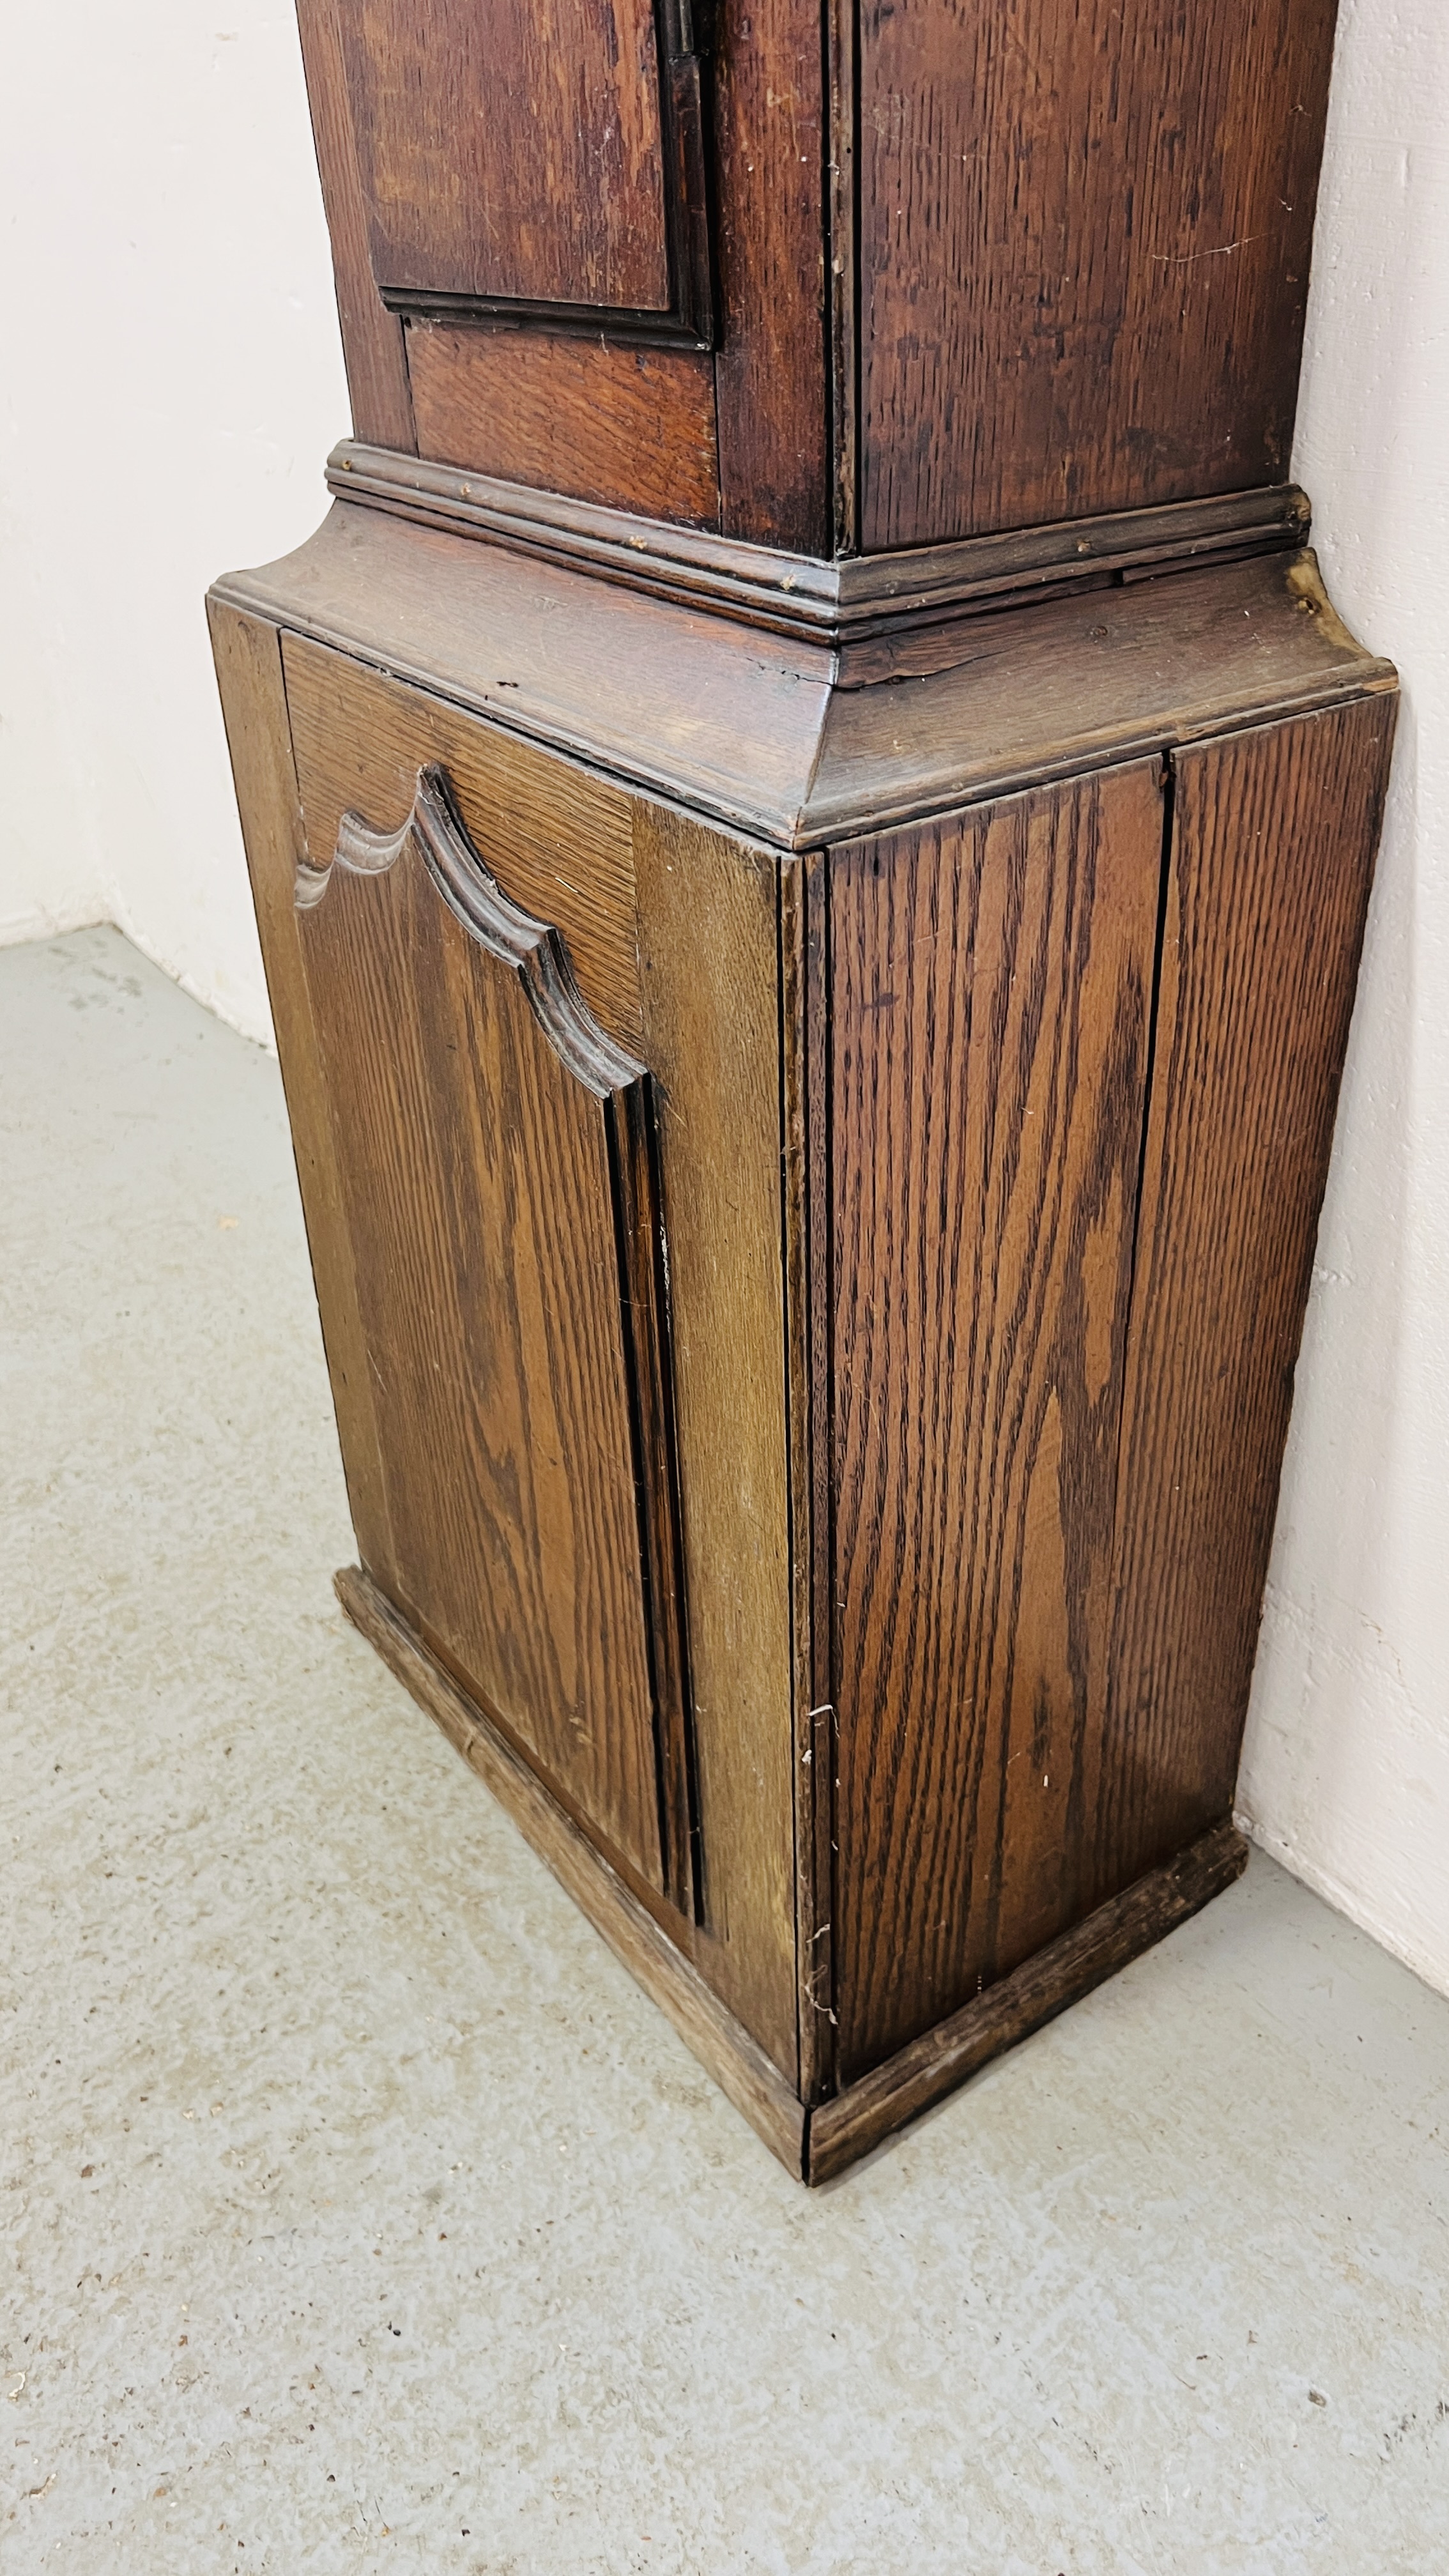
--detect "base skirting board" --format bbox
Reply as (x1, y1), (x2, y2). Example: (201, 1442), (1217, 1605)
(336, 1564), (1248, 2184)
(806, 1821), (1248, 2183)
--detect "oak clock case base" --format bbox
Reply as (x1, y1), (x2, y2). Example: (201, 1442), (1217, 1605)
(209, 485), (1394, 2180)
(337, 1557), (1249, 2188)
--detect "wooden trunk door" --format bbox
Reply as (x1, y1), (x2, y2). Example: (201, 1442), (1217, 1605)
(289, 747), (694, 1912)
(326, 0), (714, 343)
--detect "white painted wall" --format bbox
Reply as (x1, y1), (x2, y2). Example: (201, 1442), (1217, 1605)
(1, 5), (1445, 1989)
(1236, 0), (1449, 2000)
(0, 8), (347, 1039)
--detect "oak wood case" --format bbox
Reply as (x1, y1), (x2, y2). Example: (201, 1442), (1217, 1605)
(211, 0), (1395, 2177)
(211, 549), (1394, 2166)
(300, 0), (1339, 551)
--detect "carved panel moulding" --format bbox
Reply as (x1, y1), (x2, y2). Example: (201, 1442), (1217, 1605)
(296, 762), (701, 1915)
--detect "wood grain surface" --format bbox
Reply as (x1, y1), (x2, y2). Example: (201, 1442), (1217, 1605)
(1085, 696), (1397, 1895)
(406, 325), (721, 528)
(208, 602), (399, 1584)
(808, 551), (1395, 845)
(295, 769), (675, 1894)
(780, 853), (836, 2101)
(282, 632), (645, 1048)
(857, 0), (1338, 547)
(218, 511), (1391, 856)
(337, 1566), (808, 2175)
(294, 0), (415, 449)
(226, 496), (836, 843)
(808, 1823), (1248, 2182)
(325, 448), (1309, 648)
(633, 803), (800, 2078)
(710, 0), (830, 553)
(295, 0), (1348, 560)
(339, 0), (670, 311)
(830, 762), (1166, 2080)
(825, 0), (857, 550)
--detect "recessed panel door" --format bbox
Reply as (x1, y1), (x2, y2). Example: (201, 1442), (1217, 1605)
(292, 757), (694, 1910)
(334, 0), (714, 342)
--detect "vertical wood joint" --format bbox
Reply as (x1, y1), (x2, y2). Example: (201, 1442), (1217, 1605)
(780, 850), (836, 2104)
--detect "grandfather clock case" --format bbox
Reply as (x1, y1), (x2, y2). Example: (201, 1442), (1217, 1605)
(211, 0), (1395, 2179)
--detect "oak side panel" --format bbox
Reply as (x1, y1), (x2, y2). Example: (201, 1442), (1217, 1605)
(280, 635), (645, 1050)
(295, 827), (667, 1892)
(858, 0), (1337, 548)
(831, 762), (1165, 2082)
(227, 513), (1381, 855)
(295, 0), (415, 451)
(407, 326), (721, 529)
(214, 497), (836, 847)
(206, 599), (397, 1583)
(809, 1823), (1248, 2182)
(711, 0), (830, 553)
(1087, 696), (1397, 1892)
(825, 0), (857, 551)
(634, 804), (799, 2080)
(340, 0), (670, 311)
(808, 551), (1392, 846)
(781, 854), (835, 2101)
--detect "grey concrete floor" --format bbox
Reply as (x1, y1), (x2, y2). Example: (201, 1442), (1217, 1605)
(3, 924), (1447, 2575)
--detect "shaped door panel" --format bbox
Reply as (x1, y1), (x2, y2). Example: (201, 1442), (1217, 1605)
(294, 761), (695, 1909)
